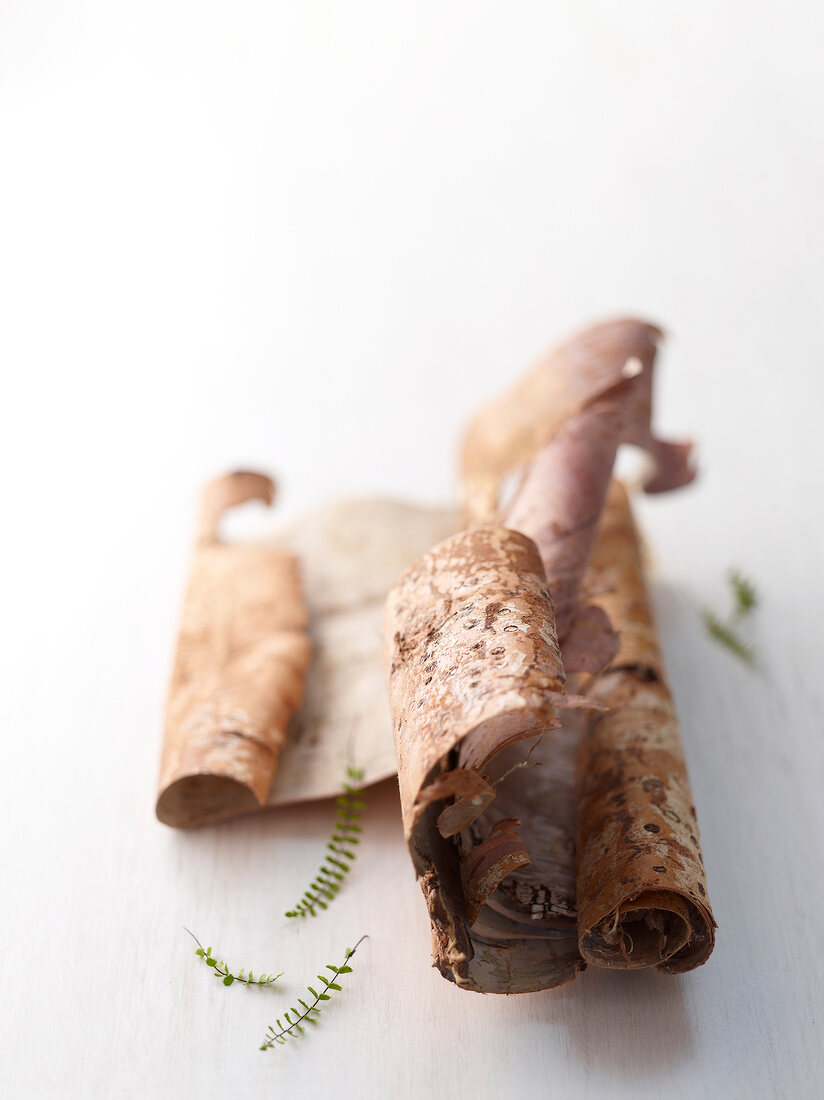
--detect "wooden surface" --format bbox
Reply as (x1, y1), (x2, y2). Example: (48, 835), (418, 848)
(2, 2), (823, 1097)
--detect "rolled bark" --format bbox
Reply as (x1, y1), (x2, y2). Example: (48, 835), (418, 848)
(385, 319), (714, 991)
(384, 526), (596, 991)
(156, 472), (312, 827)
(576, 481), (716, 971)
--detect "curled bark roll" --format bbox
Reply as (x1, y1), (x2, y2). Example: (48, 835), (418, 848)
(461, 318), (694, 527)
(576, 482), (716, 971)
(156, 472), (311, 827)
(496, 319), (694, 675)
(385, 527), (595, 992)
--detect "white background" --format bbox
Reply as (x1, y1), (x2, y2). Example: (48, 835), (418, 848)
(2, 2), (823, 1097)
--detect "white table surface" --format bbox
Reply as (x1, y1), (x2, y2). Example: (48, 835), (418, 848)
(2, 3), (823, 1097)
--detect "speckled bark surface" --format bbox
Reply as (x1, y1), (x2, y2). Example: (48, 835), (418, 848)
(386, 526), (569, 824)
(384, 526), (592, 992)
(384, 319), (711, 992)
(576, 483), (716, 971)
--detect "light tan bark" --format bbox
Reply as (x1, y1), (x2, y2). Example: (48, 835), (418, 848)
(156, 472), (311, 827)
(157, 486), (458, 824)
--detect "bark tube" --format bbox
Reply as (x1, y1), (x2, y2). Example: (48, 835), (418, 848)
(385, 526), (592, 992)
(576, 482), (716, 971)
(156, 472), (312, 827)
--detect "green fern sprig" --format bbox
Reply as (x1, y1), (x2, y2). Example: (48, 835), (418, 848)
(728, 568), (758, 616)
(285, 767), (365, 919)
(259, 936), (368, 1051)
(702, 610), (756, 663)
(702, 568), (758, 664)
(185, 929), (283, 988)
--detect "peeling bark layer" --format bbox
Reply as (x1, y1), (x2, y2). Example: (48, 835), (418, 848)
(461, 318), (694, 527)
(495, 318), (694, 673)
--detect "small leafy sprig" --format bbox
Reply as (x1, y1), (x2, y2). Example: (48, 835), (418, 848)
(185, 929), (283, 988)
(728, 569), (758, 615)
(703, 568), (759, 664)
(259, 936), (368, 1050)
(285, 767), (365, 919)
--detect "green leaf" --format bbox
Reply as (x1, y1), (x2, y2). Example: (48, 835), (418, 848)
(318, 993), (331, 1001)
(308, 986), (318, 998)
(195, 948), (205, 957)
(328, 982), (342, 991)
(223, 975), (234, 986)
(338, 965), (353, 973)
(206, 957), (217, 967)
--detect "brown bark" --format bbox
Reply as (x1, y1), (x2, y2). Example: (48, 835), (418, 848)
(156, 472), (311, 827)
(157, 490), (457, 823)
(384, 319), (714, 992)
(576, 482), (716, 972)
(461, 318), (693, 527)
(384, 526), (594, 992)
(494, 318), (694, 675)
